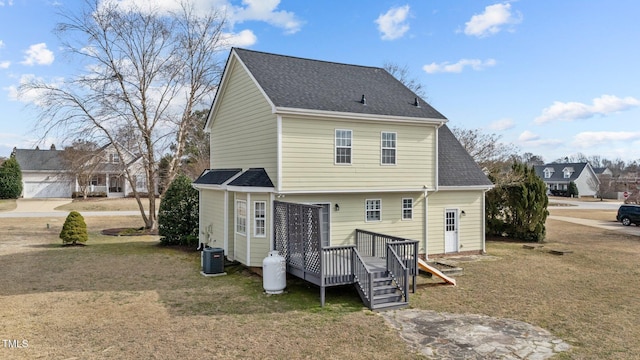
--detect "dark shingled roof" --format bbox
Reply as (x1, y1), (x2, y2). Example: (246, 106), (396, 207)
(533, 163), (588, 182)
(438, 125), (493, 187)
(194, 169), (242, 185)
(228, 168), (274, 188)
(233, 48), (446, 120)
(14, 149), (66, 171)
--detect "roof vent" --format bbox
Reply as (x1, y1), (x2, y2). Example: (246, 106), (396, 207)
(360, 94), (367, 105)
(414, 97), (420, 108)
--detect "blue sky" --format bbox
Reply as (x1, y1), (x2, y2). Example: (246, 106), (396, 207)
(1, 0), (639, 163)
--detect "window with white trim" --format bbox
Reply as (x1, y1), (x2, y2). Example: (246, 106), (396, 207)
(365, 199), (381, 222)
(109, 152), (120, 163)
(402, 198), (413, 220)
(543, 168), (554, 179)
(236, 200), (247, 235)
(254, 201), (266, 237)
(381, 132), (396, 165)
(335, 129), (352, 164)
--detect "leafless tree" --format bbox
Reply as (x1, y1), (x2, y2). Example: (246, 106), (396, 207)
(383, 61), (427, 99)
(61, 140), (103, 200)
(21, 0), (227, 229)
(451, 126), (519, 177)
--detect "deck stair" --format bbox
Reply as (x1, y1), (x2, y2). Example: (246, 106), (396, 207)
(360, 256), (409, 311)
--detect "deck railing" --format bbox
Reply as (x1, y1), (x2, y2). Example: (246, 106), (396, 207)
(356, 229), (419, 293)
(352, 249), (373, 308)
(321, 245), (355, 286)
(386, 246), (409, 302)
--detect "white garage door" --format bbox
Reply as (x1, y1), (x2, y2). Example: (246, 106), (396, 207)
(24, 181), (73, 198)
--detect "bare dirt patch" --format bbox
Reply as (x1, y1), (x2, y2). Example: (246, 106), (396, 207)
(0, 199), (17, 212)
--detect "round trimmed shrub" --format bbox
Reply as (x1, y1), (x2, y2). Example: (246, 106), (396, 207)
(158, 174), (199, 246)
(60, 211), (88, 245)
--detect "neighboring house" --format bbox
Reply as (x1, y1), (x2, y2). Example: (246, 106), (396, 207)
(14, 143), (149, 198)
(193, 48), (493, 309)
(593, 167), (613, 177)
(533, 162), (600, 197)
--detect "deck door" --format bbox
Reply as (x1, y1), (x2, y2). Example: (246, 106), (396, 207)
(444, 209), (459, 253)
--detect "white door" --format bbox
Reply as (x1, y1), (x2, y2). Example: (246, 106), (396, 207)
(444, 209), (458, 253)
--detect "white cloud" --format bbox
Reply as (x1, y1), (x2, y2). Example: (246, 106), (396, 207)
(99, 0), (303, 35)
(534, 94), (640, 124)
(0, 61), (9, 69)
(375, 5), (410, 41)
(0, 0), (15, 6)
(464, 2), (522, 38)
(423, 58), (496, 74)
(233, 0), (303, 34)
(0, 40), (4, 48)
(517, 130), (563, 147)
(220, 29), (257, 48)
(6, 74), (62, 106)
(572, 131), (640, 148)
(21, 43), (55, 66)
(489, 118), (515, 131)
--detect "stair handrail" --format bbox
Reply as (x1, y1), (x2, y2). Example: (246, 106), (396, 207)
(386, 245), (409, 302)
(352, 249), (373, 309)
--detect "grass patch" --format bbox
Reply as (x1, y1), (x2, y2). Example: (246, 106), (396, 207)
(2, 212), (639, 359)
(54, 197), (161, 212)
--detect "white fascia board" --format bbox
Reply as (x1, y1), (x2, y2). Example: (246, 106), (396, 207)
(275, 107), (448, 126)
(278, 187), (433, 195)
(191, 183), (225, 191)
(227, 186), (275, 193)
(438, 185), (494, 191)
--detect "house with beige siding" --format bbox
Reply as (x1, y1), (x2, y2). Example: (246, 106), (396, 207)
(193, 48), (492, 309)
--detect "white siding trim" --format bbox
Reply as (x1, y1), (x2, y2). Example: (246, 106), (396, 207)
(233, 192), (237, 260)
(278, 187), (432, 195)
(277, 114), (283, 192)
(435, 126), (439, 192)
(224, 191), (229, 255)
(246, 193), (251, 265)
(275, 107), (448, 126)
(227, 185), (275, 193)
(438, 185), (494, 191)
(424, 190), (429, 260)
(269, 193), (275, 251)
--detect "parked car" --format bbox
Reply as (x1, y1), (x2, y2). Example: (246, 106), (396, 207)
(616, 204), (640, 226)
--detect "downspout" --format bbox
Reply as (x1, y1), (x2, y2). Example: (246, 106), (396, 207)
(277, 115), (283, 193)
(423, 188), (429, 261)
(246, 193), (251, 266)
(224, 191), (229, 258)
(269, 193), (275, 251)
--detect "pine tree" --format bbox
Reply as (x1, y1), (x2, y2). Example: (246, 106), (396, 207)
(0, 156), (23, 199)
(568, 181), (579, 198)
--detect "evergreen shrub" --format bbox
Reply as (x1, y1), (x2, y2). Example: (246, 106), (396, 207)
(158, 174), (199, 246)
(60, 211), (88, 245)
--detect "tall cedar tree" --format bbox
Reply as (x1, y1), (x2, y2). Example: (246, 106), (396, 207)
(0, 156), (23, 199)
(486, 162), (549, 242)
(158, 174), (199, 246)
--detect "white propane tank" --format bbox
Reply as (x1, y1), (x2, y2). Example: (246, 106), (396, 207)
(263, 250), (286, 294)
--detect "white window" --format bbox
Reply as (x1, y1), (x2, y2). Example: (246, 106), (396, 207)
(402, 198), (413, 220)
(254, 201), (266, 237)
(381, 132), (397, 165)
(365, 199), (381, 222)
(543, 168), (554, 179)
(236, 200), (247, 235)
(563, 167), (573, 178)
(110, 153), (120, 163)
(335, 129), (352, 164)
